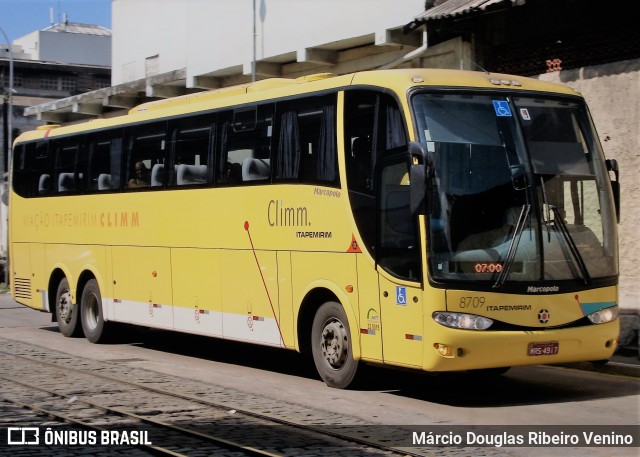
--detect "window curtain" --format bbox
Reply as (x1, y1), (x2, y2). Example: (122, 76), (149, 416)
(219, 121), (229, 179)
(277, 111), (301, 179)
(386, 104), (406, 150)
(109, 137), (122, 189)
(317, 104), (337, 181)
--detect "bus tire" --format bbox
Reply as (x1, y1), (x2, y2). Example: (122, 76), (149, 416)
(311, 301), (358, 389)
(55, 278), (82, 337)
(80, 279), (110, 344)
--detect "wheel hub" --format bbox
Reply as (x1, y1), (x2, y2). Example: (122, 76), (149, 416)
(321, 320), (348, 369)
(58, 292), (71, 321)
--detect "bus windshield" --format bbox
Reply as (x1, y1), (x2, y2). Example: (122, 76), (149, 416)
(412, 92), (618, 287)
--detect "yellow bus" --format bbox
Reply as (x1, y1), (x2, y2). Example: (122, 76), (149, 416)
(9, 69), (620, 388)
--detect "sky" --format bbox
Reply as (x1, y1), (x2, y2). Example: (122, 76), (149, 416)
(0, 0), (112, 43)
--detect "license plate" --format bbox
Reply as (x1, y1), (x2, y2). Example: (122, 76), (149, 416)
(528, 342), (559, 356)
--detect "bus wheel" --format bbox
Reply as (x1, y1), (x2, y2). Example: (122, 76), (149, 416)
(80, 279), (109, 343)
(56, 278), (81, 337)
(311, 301), (358, 389)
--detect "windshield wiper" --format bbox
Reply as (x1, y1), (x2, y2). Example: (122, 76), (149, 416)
(539, 177), (552, 242)
(550, 205), (591, 285)
(539, 175), (590, 284)
(493, 204), (530, 288)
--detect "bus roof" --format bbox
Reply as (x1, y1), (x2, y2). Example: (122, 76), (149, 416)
(15, 68), (580, 143)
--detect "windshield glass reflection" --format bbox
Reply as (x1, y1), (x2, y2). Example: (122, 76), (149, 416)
(412, 92), (618, 287)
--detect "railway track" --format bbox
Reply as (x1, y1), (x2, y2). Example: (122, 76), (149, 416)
(0, 338), (453, 457)
(1, 378), (283, 456)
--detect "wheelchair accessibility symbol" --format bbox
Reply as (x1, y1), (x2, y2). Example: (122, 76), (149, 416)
(492, 100), (512, 117)
(396, 287), (407, 306)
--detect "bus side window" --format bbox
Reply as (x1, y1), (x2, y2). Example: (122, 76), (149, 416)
(37, 143), (53, 195)
(172, 115), (214, 186)
(218, 105), (273, 185)
(54, 139), (83, 193)
(345, 90), (407, 195)
(13, 142), (50, 197)
(274, 94), (338, 185)
(125, 123), (167, 189)
(344, 89), (408, 257)
(90, 133), (121, 191)
(345, 91), (375, 194)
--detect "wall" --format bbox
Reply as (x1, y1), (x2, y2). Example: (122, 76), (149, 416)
(112, 0), (188, 83)
(14, 31), (111, 67)
(12, 32), (38, 59)
(112, 0), (425, 85)
(38, 31), (111, 66)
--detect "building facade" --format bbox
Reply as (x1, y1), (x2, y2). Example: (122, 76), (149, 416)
(14, 20), (111, 67)
(1, 21), (112, 165)
(111, 0), (427, 87)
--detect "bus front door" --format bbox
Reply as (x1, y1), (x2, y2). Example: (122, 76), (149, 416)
(375, 154), (424, 368)
(378, 274), (423, 368)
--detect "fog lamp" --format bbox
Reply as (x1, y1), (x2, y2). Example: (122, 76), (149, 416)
(434, 343), (453, 357)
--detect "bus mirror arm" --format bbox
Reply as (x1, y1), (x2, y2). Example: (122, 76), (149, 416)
(409, 142), (427, 215)
(606, 159), (620, 223)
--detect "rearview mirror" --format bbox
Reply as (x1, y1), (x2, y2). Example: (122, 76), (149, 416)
(606, 159), (620, 223)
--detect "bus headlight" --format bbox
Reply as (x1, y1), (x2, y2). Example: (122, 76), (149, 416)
(587, 306), (619, 324)
(433, 312), (493, 330)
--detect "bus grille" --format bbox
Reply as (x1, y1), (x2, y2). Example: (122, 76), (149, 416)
(13, 277), (32, 300)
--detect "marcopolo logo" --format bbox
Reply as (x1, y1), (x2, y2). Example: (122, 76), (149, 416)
(527, 285), (560, 293)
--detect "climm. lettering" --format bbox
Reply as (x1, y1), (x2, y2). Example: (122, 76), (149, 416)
(268, 200), (309, 227)
(100, 211), (140, 227)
